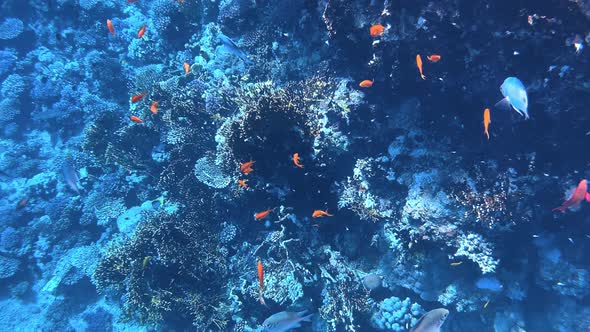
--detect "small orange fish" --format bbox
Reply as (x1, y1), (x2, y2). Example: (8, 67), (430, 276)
(240, 160), (255, 175)
(150, 101), (159, 115)
(359, 80), (374, 88)
(131, 93), (146, 103)
(129, 116), (143, 123)
(257, 260), (266, 305)
(416, 54), (426, 80)
(312, 209), (333, 218)
(107, 19), (115, 36)
(483, 108), (491, 140)
(292, 153), (304, 168)
(183, 62), (190, 75)
(370, 24), (385, 37)
(238, 179), (248, 188)
(255, 208), (273, 220)
(16, 198), (28, 210)
(137, 24), (146, 38)
(427, 54), (441, 63)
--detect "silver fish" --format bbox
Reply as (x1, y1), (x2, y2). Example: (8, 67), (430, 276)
(218, 33), (254, 65)
(410, 308), (449, 332)
(495, 77), (529, 119)
(262, 310), (313, 332)
(62, 161), (80, 194)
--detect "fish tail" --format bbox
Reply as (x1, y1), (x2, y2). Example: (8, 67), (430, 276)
(552, 206), (566, 212)
(485, 130), (490, 140)
(585, 193), (590, 202)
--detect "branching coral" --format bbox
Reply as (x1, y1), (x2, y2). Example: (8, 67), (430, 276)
(371, 296), (423, 331)
(454, 233), (499, 274)
(0, 18), (24, 40)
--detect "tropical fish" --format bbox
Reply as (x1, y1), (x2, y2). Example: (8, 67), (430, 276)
(312, 209), (333, 218)
(142, 256), (151, 268)
(16, 198), (28, 210)
(62, 161), (80, 194)
(483, 108), (491, 140)
(106, 19), (115, 36)
(129, 116), (143, 123)
(370, 24), (385, 37)
(183, 62), (190, 75)
(553, 179), (590, 212)
(218, 33), (254, 65)
(427, 55), (441, 63)
(257, 260), (266, 305)
(416, 54), (426, 80)
(262, 311), (313, 332)
(150, 101), (158, 115)
(131, 93), (146, 103)
(292, 153), (304, 168)
(240, 160), (255, 175)
(495, 77), (529, 119)
(359, 80), (374, 88)
(410, 308), (449, 332)
(137, 24), (146, 38)
(255, 208), (273, 220)
(238, 179), (248, 188)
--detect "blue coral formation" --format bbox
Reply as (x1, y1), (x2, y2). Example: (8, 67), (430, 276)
(0, 0), (590, 331)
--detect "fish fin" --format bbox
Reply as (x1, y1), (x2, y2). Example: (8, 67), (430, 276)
(494, 97), (511, 110)
(586, 193), (590, 202)
(552, 206), (566, 212)
(485, 131), (490, 140)
(297, 311), (313, 322)
(409, 313), (426, 332)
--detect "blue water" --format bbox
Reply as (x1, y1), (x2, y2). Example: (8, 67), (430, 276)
(1, 0), (589, 331)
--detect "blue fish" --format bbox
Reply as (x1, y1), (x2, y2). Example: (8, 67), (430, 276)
(218, 33), (254, 65)
(495, 77), (529, 119)
(262, 310), (313, 332)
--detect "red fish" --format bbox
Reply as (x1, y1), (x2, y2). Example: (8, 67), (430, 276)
(427, 54), (441, 63)
(183, 62), (190, 75)
(128, 0), (139, 3)
(131, 93), (146, 103)
(107, 19), (115, 36)
(257, 260), (266, 305)
(553, 179), (590, 212)
(129, 116), (143, 123)
(150, 101), (159, 115)
(240, 160), (255, 175)
(292, 153), (304, 168)
(370, 24), (385, 37)
(359, 80), (374, 88)
(255, 208), (273, 220)
(137, 24), (146, 38)
(416, 54), (426, 80)
(312, 209), (333, 218)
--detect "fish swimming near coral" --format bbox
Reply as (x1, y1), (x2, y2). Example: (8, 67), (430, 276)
(240, 160), (255, 175)
(416, 54), (426, 80)
(262, 311), (313, 332)
(238, 179), (248, 188)
(255, 208), (273, 220)
(62, 161), (80, 194)
(218, 33), (254, 65)
(257, 260), (266, 305)
(150, 101), (158, 115)
(106, 19), (115, 36)
(483, 108), (491, 140)
(359, 80), (374, 88)
(129, 115), (143, 123)
(292, 153), (304, 168)
(183, 62), (190, 75)
(370, 24), (385, 37)
(409, 308), (449, 332)
(137, 24), (146, 38)
(553, 179), (590, 212)
(495, 77), (529, 119)
(131, 93), (146, 103)
(312, 209), (333, 218)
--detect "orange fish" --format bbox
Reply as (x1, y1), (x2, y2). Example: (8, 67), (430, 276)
(137, 24), (146, 38)
(257, 260), (266, 305)
(427, 54), (441, 63)
(370, 24), (385, 37)
(238, 179), (248, 188)
(183, 62), (190, 75)
(106, 19), (115, 36)
(150, 101), (159, 115)
(240, 160), (255, 175)
(129, 116), (143, 123)
(312, 209), (333, 218)
(553, 179), (590, 212)
(131, 93), (146, 103)
(292, 153), (304, 168)
(255, 208), (273, 220)
(416, 54), (426, 80)
(16, 198), (28, 210)
(483, 108), (491, 140)
(359, 80), (374, 88)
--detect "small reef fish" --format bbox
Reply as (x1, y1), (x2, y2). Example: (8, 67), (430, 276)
(495, 77), (529, 119)
(183, 62), (190, 75)
(450, 261), (463, 266)
(142, 256), (151, 268)
(137, 24), (146, 38)
(150, 101), (158, 115)
(257, 260), (266, 305)
(129, 116), (143, 123)
(427, 55), (441, 63)
(255, 208), (273, 220)
(359, 80), (374, 88)
(106, 19), (115, 36)
(410, 308), (449, 332)
(262, 311), (313, 332)
(292, 153), (304, 168)
(16, 198), (28, 210)
(238, 179), (248, 188)
(218, 33), (254, 65)
(553, 179), (590, 212)
(370, 24), (385, 37)
(416, 54), (426, 80)
(483, 108), (491, 140)
(62, 161), (80, 194)
(240, 160), (255, 175)
(131, 93), (146, 103)
(312, 209), (333, 218)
